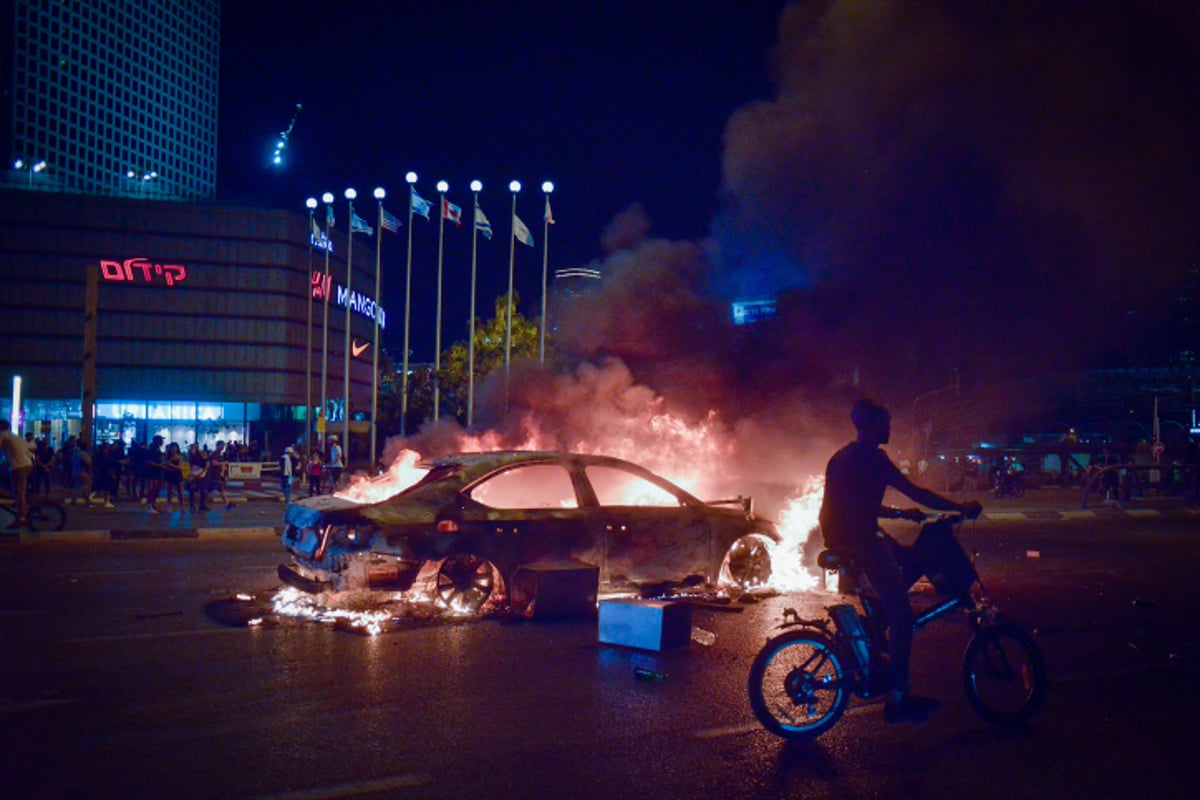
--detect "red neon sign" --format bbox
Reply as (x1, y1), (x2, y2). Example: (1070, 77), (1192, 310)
(99, 257), (188, 287)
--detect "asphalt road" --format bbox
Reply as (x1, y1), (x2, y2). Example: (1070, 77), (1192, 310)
(2, 504), (1198, 799)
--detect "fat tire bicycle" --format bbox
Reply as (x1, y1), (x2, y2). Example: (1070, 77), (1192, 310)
(0, 493), (67, 532)
(748, 512), (1046, 739)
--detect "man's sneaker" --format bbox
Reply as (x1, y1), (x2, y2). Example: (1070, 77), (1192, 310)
(104, 502), (116, 509)
(884, 694), (941, 724)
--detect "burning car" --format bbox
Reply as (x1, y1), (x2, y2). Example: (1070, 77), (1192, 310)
(278, 451), (781, 612)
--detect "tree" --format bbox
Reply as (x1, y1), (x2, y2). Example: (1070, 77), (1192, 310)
(437, 293), (542, 423)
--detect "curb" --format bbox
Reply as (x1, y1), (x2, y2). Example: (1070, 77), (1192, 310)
(3, 526), (283, 545)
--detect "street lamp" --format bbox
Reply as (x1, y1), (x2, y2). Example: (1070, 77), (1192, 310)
(304, 197), (318, 457)
(342, 187), (357, 459)
(401, 171), (418, 435)
(468, 180), (483, 428)
(15, 158), (47, 188)
(505, 182), (521, 408)
(540, 181), (554, 363)
(434, 180), (450, 422)
(370, 186), (385, 467)
(320, 192), (334, 454)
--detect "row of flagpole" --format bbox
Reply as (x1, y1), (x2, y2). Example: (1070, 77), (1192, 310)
(304, 177), (556, 467)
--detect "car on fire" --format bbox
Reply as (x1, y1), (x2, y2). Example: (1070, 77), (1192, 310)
(278, 451), (781, 612)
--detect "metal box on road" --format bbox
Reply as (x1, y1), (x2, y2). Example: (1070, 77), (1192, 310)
(598, 597), (691, 651)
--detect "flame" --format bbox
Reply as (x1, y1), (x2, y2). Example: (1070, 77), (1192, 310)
(271, 586), (395, 636)
(335, 448), (428, 504)
(764, 476), (824, 592)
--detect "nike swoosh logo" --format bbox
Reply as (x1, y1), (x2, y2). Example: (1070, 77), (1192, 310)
(351, 340), (369, 357)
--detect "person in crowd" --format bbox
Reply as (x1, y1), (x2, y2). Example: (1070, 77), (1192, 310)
(91, 441), (118, 509)
(161, 442), (186, 513)
(0, 419), (33, 528)
(70, 440), (94, 506)
(127, 439), (146, 500)
(142, 435), (165, 514)
(205, 440), (235, 511)
(279, 445), (296, 504)
(307, 451), (323, 497)
(58, 435), (76, 488)
(31, 437), (54, 498)
(327, 435), (344, 492)
(186, 443), (209, 513)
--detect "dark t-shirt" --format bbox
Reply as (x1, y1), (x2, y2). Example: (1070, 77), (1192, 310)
(819, 441), (904, 553)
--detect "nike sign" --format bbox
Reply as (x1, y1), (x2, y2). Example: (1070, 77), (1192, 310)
(351, 340), (369, 357)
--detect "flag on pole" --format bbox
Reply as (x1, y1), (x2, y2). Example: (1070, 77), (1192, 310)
(513, 214), (535, 247)
(311, 217), (322, 239)
(350, 211), (374, 236)
(411, 187), (433, 219)
(381, 207), (401, 233)
(474, 205), (493, 239)
(442, 198), (463, 226)
(325, 204), (335, 229)
(544, 196), (556, 225)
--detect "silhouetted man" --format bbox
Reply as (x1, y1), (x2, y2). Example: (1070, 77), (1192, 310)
(819, 398), (981, 723)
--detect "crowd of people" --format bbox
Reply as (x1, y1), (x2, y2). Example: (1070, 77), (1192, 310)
(0, 433), (281, 517)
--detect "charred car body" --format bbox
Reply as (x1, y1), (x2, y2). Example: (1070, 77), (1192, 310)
(279, 451), (781, 611)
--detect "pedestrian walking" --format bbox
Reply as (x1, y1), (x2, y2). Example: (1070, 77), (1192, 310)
(327, 435), (344, 493)
(162, 442), (186, 513)
(307, 451), (323, 497)
(142, 435), (165, 514)
(280, 446), (295, 504)
(70, 440), (94, 506)
(186, 443), (209, 512)
(31, 438), (54, 498)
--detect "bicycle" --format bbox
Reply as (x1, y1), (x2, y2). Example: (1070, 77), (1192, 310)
(0, 492), (68, 532)
(748, 512), (1046, 740)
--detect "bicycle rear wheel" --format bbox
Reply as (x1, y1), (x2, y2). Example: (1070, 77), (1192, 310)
(748, 629), (849, 740)
(962, 622), (1046, 725)
(27, 499), (66, 532)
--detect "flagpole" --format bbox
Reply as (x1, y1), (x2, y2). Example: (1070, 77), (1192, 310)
(401, 172), (417, 435)
(505, 180), (520, 411)
(320, 192), (334, 455)
(434, 180), (448, 422)
(540, 182), (554, 364)
(342, 187), (356, 462)
(468, 180), (481, 429)
(305, 197), (317, 457)
(371, 187), (385, 470)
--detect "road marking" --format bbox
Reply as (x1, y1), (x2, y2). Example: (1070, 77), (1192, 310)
(692, 722), (761, 739)
(250, 772), (435, 799)
(62, 628), (246, 644)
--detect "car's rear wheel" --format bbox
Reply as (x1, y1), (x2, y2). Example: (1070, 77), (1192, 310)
(435, 554), (498, 614)
(720, 534), (774, 590)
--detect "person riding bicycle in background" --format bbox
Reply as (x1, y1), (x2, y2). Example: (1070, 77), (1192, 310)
(0, 419), (33, 529)
(819, 398), (982, 724)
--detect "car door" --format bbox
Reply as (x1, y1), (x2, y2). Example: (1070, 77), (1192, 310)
(580, 463), (713, 585)
(455, 461), (598, 575)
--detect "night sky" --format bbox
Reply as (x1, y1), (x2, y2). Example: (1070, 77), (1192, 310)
(218, 0), (786, 362)
(219, 1), (1200, 441)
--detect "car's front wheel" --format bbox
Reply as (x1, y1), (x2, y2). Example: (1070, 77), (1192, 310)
(719, 534), (774, 590)
(435, 554), (499, 614)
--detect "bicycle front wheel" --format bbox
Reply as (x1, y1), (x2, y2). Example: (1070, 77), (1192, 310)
(748, 629), (849, 740)
(27, 499), (66, 532)
(962, 623), (1046, 725)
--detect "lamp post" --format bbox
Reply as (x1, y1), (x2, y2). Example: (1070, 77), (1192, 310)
(305, 197), (317, 456)
(434, 180), (449, 421)
(540, 181), (554, 363)
(401, 172), (417, 434)
(468, 180), (482, 428)
(371, 187), (385, 468)
(505, 180), (521, 409)
(14, 159), (47, 189)
(320, 191), (334, 454)
(342, 187), (356, 458)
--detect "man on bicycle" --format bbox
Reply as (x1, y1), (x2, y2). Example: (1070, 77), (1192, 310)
(819, 398), (981, 723)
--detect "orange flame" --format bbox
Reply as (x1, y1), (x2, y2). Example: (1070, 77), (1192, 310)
(765, 476), (824, 591)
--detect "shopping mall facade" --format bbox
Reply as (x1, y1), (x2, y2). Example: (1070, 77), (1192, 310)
(0, 188), (383, 456)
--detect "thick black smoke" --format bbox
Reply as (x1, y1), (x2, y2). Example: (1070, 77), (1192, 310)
(718, 0), (1200, 402)
(401, 2), (1200, 505)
